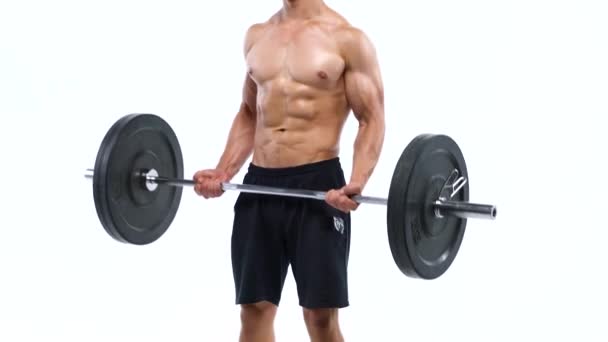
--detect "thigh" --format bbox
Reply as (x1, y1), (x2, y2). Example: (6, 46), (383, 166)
(289, 202), (351, 309)
(231, 194), (289, 306)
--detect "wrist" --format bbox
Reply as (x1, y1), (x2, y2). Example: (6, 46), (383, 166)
(216, 163), (238, 180)
(348, 177), (367, 189)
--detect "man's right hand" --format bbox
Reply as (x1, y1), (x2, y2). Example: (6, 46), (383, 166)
(193, 169), (230, 198)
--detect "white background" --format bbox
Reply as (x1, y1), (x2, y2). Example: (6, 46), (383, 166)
(1, 0), (607, 341)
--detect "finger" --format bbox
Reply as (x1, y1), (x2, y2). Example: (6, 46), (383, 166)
(347, 196), (360, 209)
(216, 179), (225, 192)
(202, 185), (213, 198)
(331, 193), (344, 208)
(200, 181), (213, 196)
(212, 182), (223, 197)
(325, 189), (337, 203)
(338, 205), (350, 214)
(337, 190), (354, 208)
(194, 172), (210, 184)
(197, 170), (218, 183)
(202, 180), (220, 198)
(340, 196), (358, 211)
(329, 191), (339, 203)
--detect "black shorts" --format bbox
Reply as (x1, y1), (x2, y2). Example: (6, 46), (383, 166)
(231, 158), (351, 309)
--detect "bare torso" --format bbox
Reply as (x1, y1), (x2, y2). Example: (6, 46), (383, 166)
(195, 1), (384, 214)
(246, 11), (351, 167)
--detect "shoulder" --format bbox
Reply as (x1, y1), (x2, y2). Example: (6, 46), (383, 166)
(334, 25), (375, 54)
(330, 24), (377, 69)
(244, 10), (284, 42)
(318, 8), (372, 46)
(243, 20), (273, 55)
(312, 11), (374, 53)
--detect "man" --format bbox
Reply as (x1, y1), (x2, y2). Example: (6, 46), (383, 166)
(194, 0), (384, 341)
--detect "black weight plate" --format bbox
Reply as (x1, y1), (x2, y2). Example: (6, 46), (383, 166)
(92, 114), (183, 245)
(387, 134), (468, 279)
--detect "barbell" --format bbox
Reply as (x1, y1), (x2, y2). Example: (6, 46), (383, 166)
(84, 113), (497, 280)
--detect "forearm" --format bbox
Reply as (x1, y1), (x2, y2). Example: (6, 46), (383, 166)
(350, 116), (385, 189)
(215, 108), (256, 179)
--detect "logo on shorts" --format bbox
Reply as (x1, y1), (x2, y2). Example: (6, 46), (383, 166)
(333, 217), (345, 235)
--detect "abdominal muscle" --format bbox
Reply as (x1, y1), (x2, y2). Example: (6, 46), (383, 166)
(251, 82), (349, 168)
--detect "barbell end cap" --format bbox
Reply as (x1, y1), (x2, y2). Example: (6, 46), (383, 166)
(433, 200), (498, 220)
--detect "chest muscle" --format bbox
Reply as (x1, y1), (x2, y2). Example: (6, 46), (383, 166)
(246, 29), (345, 89)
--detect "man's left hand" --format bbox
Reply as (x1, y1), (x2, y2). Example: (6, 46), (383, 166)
(325, 183), (363, 213)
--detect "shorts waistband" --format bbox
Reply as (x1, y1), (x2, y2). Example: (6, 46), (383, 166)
(247, 158), (341, 177)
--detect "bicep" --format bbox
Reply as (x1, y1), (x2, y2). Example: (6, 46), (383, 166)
(241, 24), (264, 116)
(344, 68), (383, 122)
(343, 32), (384, 123)
(241, 73), (258, 116)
